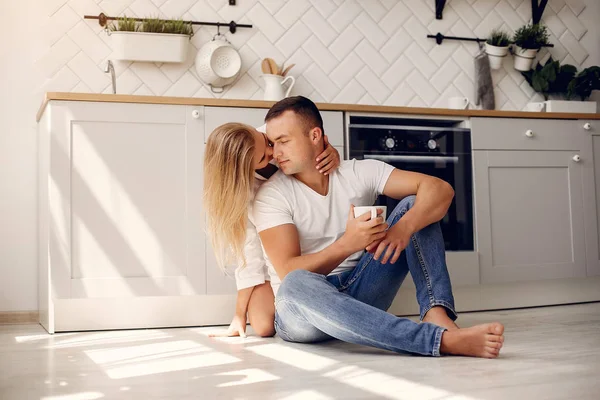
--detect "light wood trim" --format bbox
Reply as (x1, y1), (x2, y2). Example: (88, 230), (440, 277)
(36, 92), (600, 122)
(0, 311), (39, 325)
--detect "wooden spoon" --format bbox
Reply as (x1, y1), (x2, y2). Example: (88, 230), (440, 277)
(261, 59), (271, 74)
(281, 64), (295, 77)
(267, 58), (278, 75)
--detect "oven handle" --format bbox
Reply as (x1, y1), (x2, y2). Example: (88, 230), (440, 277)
(364, 154), (459, 163)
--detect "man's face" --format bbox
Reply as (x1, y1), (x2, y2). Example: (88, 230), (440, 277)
(266, 110), (318, 175)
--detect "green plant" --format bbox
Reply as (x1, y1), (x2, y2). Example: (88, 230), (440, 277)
(568, 66), (600, 100)
(487, 29), (511, 47)
(141, 16), (164, 33)
(522, 58), (577, 100)
(513, 23), (549, 49)
(109, 15), (138, 32)
(163, 19), (193, 35)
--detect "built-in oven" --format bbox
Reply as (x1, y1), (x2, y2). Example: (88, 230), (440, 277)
(347, 115), (473, 251)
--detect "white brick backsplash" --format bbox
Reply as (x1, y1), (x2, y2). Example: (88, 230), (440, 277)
(379, 1), (411, 36)
(380, 28), (412, 64)
(359, 0), (387, 22)
(333, 79), (366, 104)
(384, 82), (416, 106)
(130, 63), (172, 95)
(353, 12), (387, 49)
(275, 21), (312, 58)
(36, 36), (80, 79)
(559, 30), (588, 64)
(303, 65), (338, 102)
(430, 59), (461, 93)
(36, 0), (596, 111)
(43, 4), (80, 47)
(328, 0), (362, 33)
(301, 36), (337, 74)
(558, 6), (587, 40)
(356, 67), (390, 103)
(73, 81), (93, 93)
(355, 39), (390, 76)
(115, 68), (143, 94)
(247, 2), (285, 43)
(329, 24), (364, 61)
(330, 52), (364, 88)
(308, 0), (337, 19)
(566, 0), (586, 16)
(67, 52), (110, 93)
(301, 8), (337, 47)
(381, 55), (415, 89)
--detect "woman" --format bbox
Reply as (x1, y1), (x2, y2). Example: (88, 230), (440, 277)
(203, 122), (340, 337)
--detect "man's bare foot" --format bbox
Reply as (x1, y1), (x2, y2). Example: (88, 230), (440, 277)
(440, 323), (504, 358)
(422, 306), (459, 331)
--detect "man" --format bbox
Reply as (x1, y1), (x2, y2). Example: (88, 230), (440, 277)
(254, 96), (504, 358)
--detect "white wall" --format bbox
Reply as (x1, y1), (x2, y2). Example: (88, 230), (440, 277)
(1, 0), (599, 312)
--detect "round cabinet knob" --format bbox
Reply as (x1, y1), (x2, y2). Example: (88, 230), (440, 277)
(573, 155), (581, 162)
(583, 123), (592, 130)
(525, 129), (534, 138)
(385, 138), (395, 149)
(191, 109), (201, 119)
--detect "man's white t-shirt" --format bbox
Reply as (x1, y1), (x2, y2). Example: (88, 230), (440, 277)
(253, 159), (395, 278)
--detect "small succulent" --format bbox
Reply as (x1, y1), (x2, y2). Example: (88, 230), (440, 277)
(513, 23), (550, 49)
(486, 29), (511, 47)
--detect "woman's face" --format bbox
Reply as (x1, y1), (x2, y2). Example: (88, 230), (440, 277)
(252, 129), (274, 170)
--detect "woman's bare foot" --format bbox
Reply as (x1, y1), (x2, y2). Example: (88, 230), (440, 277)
(422, 306), (459, 331)
(440, 323), (505, 358)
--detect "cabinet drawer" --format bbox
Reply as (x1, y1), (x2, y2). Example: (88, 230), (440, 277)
(471, 117), (584, 151)
(204, 107), (344, 146)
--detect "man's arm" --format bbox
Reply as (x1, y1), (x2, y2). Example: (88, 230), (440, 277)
(381, 168), (454, 234)
(258, 208), (387, 280)
(366, 168), (454, 262)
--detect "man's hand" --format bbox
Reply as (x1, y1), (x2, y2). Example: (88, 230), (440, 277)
(315, 135), (340, 175)
(341, 205), (388, 254)
(208, 314), (247, 338)
(366, 219), (414, 264)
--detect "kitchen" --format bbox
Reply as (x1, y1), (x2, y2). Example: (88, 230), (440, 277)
(2, 0), (600, 399)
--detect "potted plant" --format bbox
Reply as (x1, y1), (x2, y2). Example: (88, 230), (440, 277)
(512, 23), (549, 71)
(109, 16), (193, 63)
(485, 29), (511, 70)
(522, 59), (598, 113)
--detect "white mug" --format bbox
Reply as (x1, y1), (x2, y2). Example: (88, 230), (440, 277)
(353, 206), (387, 221)
(448, 97), (470, 110)
(526, 102), (545, 112)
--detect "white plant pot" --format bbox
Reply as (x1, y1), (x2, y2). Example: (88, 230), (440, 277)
(110, 31), (190, 63)
(485, 43), (509, 70)
(545, 100), (597, 114)
(513, 46), (537, 71)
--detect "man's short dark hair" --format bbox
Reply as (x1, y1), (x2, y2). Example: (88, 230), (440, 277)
(264, 96), (324, 135)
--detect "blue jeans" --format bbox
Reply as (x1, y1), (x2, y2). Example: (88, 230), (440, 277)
(273, 195), (456, 357)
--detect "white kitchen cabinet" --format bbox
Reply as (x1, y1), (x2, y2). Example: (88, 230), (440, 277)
(471, 118), (588, 284)
(582, 120), (600, 276)
(37, 101), (229, 333)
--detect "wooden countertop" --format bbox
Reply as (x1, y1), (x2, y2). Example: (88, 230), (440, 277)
(36, 92), (600, 122)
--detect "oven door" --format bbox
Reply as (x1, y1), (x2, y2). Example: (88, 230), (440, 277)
(361, 153), (474, 251)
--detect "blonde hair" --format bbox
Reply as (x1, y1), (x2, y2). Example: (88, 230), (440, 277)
(203, 122), (257, 271)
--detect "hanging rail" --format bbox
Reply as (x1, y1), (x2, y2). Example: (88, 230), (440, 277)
(427, 32), (554, 47)
(84, 13), (252, 34)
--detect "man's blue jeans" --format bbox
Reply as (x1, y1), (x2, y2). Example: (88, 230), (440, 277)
(273, 195), (457, 356)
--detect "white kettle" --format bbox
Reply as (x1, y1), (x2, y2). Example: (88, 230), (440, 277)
(260, 74), (295, 101)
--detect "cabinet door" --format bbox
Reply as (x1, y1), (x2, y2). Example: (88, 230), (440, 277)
(473, 150), (586, 284)
(583, 120), (600, 276)
(49, 102), (206, 298)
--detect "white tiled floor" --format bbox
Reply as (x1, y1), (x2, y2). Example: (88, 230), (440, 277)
(1, 302), (599, 399)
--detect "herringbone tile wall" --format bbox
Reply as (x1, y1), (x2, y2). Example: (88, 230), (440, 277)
(36, 0), (598, 110)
